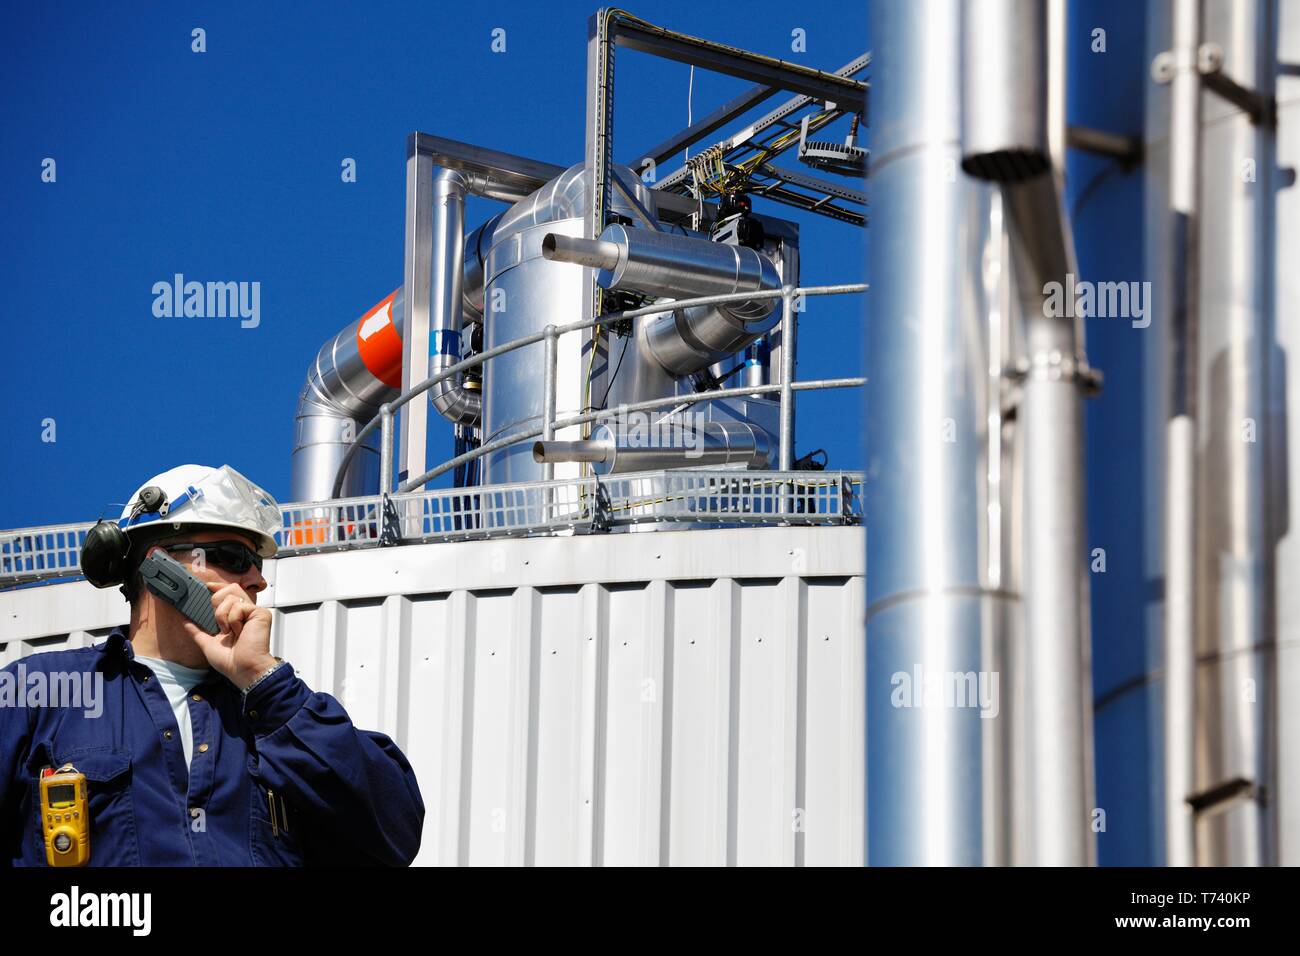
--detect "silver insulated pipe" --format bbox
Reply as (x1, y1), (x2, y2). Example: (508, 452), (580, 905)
(292, 291), (394, 503)
(1146, 0), (1287, 867)
(542, 223), (782, 375)
(865, 0), (1004, 866)
(291, 209), (495, 502)
(960, 0), (1094, 865)
(1004, 176), (1095, 867)
(532, 420), (770, 475)
(428, 169), (490, 427)
(476, 163), (660, 486)
(1158, 0), (1203, 870)
(960, 0), (1050, 182)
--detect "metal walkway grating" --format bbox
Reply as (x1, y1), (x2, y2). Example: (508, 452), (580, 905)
(1, 469), (862, 587)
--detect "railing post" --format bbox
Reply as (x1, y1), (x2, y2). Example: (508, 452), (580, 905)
(379, 403), (395, 495)
(379, 402), (404, 541)
(778, 284), (796, 471)
(542, 325), (558, 484)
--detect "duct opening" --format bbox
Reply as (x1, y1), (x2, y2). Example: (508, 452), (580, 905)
(960, 149), (1050, 183)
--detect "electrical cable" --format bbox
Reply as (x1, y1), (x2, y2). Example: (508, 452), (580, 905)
(1070, 160), (1125, 224)
(598, 329), (631, 410)
(713, 359), (750, 386)
(685, 65), (694, 166)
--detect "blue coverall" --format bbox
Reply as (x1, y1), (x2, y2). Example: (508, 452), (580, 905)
(0, 627), (425, 866)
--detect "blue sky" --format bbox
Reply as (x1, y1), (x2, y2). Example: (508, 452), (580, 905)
(0, 0), (868, 527)
(1, 0), (1165, 864)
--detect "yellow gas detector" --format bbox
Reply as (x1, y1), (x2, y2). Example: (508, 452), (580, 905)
(40, 763), (90, 867)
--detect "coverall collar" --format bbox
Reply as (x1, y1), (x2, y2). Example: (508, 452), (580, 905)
(98, 626), (223, 690)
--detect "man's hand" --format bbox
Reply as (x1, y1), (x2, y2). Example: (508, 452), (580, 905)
(181, 581), (277, 690)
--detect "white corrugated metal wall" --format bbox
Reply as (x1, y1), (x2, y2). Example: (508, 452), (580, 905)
(0, 525), (864, 866)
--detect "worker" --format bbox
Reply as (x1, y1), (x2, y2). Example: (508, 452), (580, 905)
(0, 464), (425, 866)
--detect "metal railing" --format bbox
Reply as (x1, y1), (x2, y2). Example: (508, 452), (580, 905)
(0, 284), (867, 590)
(331, 282), (868, 498)
(0, 469), (862, 588)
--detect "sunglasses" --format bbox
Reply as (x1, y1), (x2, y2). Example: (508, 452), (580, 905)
(162, 540), (264, 574)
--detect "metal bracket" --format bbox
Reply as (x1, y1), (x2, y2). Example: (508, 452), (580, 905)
(588, 477), (613, 533)
(1186, 776), (1258, 818)
(1007, 351), (1104, 397)
(1197, 43), (1276, 126)
(609, 169), (662, 232)
(379, 493), (403, 547)
(1066, 125), (1143, 168)
(1152, 43), (1276, 127)
(839, 474), (860, 525)
(1150, 47), (1185, 84)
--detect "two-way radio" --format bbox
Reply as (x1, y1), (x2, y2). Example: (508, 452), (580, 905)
(137, 547), (222, 635)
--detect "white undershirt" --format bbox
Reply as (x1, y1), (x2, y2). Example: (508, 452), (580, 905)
(135, 655), (212, 770)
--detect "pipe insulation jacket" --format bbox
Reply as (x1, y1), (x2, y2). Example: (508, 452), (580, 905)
(542, 223), (783, 376)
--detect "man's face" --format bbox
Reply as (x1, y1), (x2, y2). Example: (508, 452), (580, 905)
(154, 528), (268, 599)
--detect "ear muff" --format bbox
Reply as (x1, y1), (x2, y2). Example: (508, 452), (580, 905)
(80, 519), (132, 589)
(81, 484), (171, 590)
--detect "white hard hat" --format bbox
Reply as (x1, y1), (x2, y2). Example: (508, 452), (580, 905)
(117, 464), (282, 558)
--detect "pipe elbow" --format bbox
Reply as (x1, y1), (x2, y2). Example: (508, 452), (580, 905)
(430, 376), (482, 427)
(645, 255), (782, 376)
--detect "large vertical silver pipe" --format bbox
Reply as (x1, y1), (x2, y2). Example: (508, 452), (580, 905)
(1146, 0), (1288, 868)
(1005, 178), (1095, 866)
(1268, 1), (1300, 870)
(866, 0), (999, 865)
(480, 164), (656, 486)
(961, 0), (1093, 866)
(1162, 0), (1202, 869)
(1189, 0), (1278, 867)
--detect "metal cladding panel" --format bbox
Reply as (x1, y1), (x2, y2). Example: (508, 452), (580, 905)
(463, 588), (523, 866)
(803, 578), (867, 865)
(529, 586), (588, 866)
(665, 580), (724, 865)
(733, 579), (794, 867)
(0, 526), (863, 867)
(599, 580), (664, 865)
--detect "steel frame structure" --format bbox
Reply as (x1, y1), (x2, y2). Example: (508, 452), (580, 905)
(396, 12), (869, 492)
